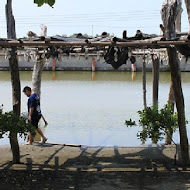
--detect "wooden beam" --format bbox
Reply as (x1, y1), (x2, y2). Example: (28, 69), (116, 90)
(0, 39), (190, 48)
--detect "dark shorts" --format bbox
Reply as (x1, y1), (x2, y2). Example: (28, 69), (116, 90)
(31, 116), (41, 128)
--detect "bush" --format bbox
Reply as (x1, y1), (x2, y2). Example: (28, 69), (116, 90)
(0, 105), (36, 140)
(125, 103), (179, 143)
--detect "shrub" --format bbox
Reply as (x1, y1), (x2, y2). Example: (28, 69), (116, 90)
(0, 105), (36, 140)
(125, 103), (180, 143)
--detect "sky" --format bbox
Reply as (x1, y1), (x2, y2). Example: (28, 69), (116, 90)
(0, 0), (189, 38)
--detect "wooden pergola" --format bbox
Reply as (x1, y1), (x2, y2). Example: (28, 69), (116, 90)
(3, 0), (189, 166)
(0, 38), (190, 48)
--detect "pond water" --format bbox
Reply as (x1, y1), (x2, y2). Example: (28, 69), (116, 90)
(0, 71), (190, 146)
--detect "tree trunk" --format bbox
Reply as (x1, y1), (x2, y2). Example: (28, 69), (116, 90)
(31, 56), (47, 124)
(31, 56), (45, 97)
(184, 0), (190, 32)
(161, 0), (189, 165)
(6, 1), (16, 39)
(152, 56), (159, 107)
(167, 47), (189, 165)
(8, 48), (21, 114)
(175, 0), (182, 33)
(6, 0), (20, 163)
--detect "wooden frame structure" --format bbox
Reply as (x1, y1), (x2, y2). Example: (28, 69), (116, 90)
(0, 39), (190, 48)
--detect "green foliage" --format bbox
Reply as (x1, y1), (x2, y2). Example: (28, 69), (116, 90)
(0, 106), (36, 140)
(125, 103), (179, 143)
(34, 0), (55, 7)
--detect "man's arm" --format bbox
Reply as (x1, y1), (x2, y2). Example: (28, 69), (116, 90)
(28, 107), (34, 121)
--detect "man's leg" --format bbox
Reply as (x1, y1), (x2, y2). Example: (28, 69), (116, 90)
(33, 118), (47, 143)
(36, 128), (46, 139)
(36, 128), (47, 143)
(25, 132), (33, 145)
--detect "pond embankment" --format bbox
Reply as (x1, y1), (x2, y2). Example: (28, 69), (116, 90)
(1, 55), (190, 72)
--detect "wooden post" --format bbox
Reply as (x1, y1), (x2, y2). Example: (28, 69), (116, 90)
(151, 55), (160, 144)
(162, 0), (189, 165)
(142, 56), (147, 109)
(6, 0), (20, 163)
(152, 55), (160, 107)
(141, 55), (147, 145)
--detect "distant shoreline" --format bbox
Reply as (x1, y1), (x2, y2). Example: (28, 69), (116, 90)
(1, 55), (190, 72)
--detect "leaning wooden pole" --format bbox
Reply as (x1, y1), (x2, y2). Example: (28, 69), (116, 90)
(151, 55), (160, 144)
(152, 56), (160, 107)
(165, 81), (175, 144)
(6, 0), (21, 163)
(161, 0), (189, 165)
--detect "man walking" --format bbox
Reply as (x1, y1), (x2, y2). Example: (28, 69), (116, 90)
(23, 86), (47, 145)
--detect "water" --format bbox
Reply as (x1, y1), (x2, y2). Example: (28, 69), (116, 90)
(0, 71), (190, 146)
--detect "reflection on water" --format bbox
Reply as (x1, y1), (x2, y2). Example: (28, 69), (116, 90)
(91, 72), (96, 81)
(0, 71), (190, 146)
(131, 72), (136, 82)
(52, 72), (56, 80)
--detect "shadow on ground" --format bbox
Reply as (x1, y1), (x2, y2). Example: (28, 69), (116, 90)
(0, 145), (190, 190)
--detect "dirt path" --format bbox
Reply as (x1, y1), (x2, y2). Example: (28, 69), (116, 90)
(0, 144), (190, 190)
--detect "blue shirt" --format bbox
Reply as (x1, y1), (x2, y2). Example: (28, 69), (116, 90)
(28, 93), (42, 119)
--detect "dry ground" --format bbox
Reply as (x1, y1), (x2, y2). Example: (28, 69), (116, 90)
(0, 143), (190, 190)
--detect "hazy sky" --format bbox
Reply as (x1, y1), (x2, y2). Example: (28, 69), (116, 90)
(0, 0), (189, 38)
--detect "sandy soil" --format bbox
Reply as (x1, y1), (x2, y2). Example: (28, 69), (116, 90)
(0, 143), (190, 190)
